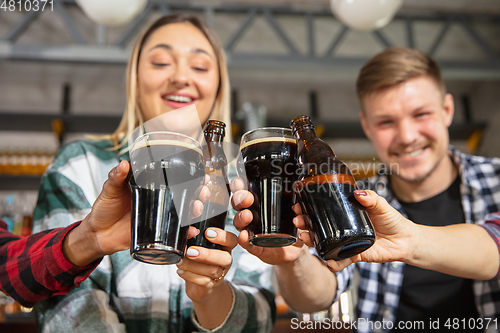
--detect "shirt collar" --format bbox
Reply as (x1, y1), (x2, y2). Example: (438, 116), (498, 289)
(368, 145), (473, 211)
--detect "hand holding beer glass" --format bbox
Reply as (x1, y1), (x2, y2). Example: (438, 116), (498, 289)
(129, 131), (205, 265)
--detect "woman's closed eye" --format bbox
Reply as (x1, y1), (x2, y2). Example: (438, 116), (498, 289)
(192, 66), (208, 72)
(152, 62), (170, 67)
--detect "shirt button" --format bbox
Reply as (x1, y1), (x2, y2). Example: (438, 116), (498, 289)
(384, 310), (391, 318)
(391, 262), (400, 268)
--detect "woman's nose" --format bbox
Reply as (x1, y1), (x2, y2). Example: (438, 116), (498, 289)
(169, 63), (189, 88)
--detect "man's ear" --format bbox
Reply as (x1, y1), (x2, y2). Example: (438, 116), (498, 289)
(359, 112), (372, 141)
(443, 93), (455, 128)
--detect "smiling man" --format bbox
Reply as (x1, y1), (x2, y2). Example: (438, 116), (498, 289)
(347, 47), (500, 332)
(231, 47), (500, 333)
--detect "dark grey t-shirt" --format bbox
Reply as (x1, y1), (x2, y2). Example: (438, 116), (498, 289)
(395, 176), (480, 331)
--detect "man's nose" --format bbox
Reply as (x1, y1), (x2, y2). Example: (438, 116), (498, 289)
(396, 119), (418, 145)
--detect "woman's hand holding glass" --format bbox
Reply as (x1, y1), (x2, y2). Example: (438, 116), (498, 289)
(176, 228), (237, 300)
(176, 226), (237, 329)
(64, 160), (209, 267)
(230, 177), (307, 265)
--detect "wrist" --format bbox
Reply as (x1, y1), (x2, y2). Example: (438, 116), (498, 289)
(402, 219), (423, 265)
(62, 215), (102, 267)
(192, 281), (234, 329)
(193, 280), (232, 305)
(275, 245), (310, 272)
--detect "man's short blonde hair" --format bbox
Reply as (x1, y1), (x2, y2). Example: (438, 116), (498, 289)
(356, 47), (445, 111)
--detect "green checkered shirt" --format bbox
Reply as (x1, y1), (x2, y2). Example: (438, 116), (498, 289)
(33, 139), (276, 333)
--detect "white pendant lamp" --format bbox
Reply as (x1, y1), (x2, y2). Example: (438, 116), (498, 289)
(330, 0), (403, 32)
(75, 0), (148, 27)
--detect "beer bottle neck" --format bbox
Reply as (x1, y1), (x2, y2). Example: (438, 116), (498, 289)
(203, 131), (227, 172)
(203, 120), (226, 143)
(204, 132), (224, 143)
(294, 125), (317, 141)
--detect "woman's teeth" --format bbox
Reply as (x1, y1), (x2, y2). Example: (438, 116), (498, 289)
(399, 149), (423, 158)
(164, 95), (192, 103)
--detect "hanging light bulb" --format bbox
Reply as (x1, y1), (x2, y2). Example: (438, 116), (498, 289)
(330, 0), (403, 32)
(75, 0), (148, 27)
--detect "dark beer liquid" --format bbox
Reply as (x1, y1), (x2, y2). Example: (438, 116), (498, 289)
(130, 140), (204, 265)
(296, 173), (375, 260)
(240, 137), (298, 247)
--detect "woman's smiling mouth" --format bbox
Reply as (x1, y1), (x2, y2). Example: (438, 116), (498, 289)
(162, 94), (194, 103)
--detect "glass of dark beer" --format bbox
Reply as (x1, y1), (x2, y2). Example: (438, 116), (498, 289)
(129, 131), (205, 265)
(238, 127), (298, 247)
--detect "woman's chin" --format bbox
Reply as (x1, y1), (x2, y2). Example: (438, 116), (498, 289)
(142, 104), (204, 139)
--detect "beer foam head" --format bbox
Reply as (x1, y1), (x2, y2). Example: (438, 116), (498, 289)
(131, 139), (203, 156)
(240, 137), (296, 150)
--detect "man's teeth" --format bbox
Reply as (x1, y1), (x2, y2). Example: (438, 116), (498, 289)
(399, 149), (423, 158)
(164, 95), (192, 103)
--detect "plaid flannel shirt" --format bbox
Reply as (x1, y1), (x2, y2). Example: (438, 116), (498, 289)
(336, 146), (500, 333)
(483, 213), (500, 276)
(0, 220), (99, 307)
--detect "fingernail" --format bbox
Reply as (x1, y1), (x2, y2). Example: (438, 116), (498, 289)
(186, 248), (199, 257)
(354, 190), (367, 196)
(235, 191), (247, 205)
(177, 269), (184, 275)
(297, 230), (308, 241)
(244, 210), (253, 220)
(115, 162), (121, 174)
(206, 229), (217, 238)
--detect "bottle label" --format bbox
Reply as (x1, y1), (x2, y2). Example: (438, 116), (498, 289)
(294, 173), (357, 192)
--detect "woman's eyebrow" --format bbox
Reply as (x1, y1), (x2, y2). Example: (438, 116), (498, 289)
(191, 48), (216, 62)
(147, 44), (214, 60)
(148, 44), (172, 52)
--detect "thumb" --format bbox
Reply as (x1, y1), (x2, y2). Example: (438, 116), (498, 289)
(101, 160), (130, 199)
(354, 190), (392, 216)
(354, 190), (408, 233)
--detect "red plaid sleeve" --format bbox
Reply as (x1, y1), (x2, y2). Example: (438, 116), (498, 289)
(481, 213), (500, 279)
(0, 220), (101, 307)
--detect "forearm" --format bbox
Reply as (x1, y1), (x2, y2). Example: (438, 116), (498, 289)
(0, 222), (100, 307)
(192, 281), (234, 329)
(275, 246), (337, 313)
(407, 223), (499, 280)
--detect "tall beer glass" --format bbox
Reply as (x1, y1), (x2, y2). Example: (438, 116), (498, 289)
(239, 127), (298, 247)
(129, 131), (205, 264)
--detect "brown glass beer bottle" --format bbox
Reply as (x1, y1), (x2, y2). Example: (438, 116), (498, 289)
(290, 115), (375, 260)
(188, 120), (230, 250)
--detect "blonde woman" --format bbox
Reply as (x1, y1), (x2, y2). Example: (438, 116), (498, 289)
(33, 15), (274, 333)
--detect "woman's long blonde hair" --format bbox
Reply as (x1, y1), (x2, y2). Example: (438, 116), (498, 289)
(93, 15), (232, 152)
